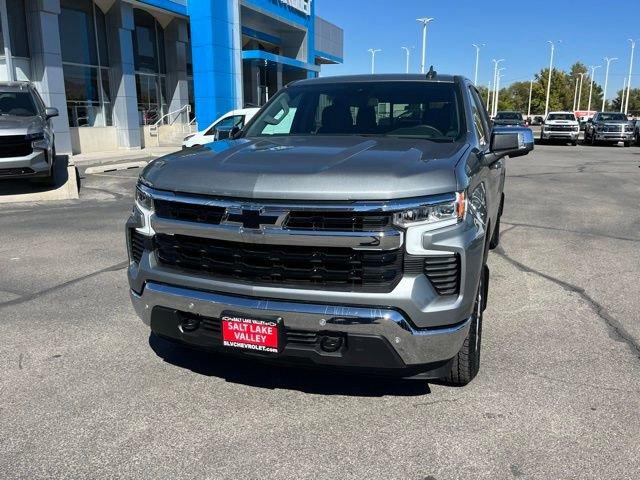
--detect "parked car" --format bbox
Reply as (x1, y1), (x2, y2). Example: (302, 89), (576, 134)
(493, 111), (526, 127)
(127, 73), (533, 386)
(531, 115), (544, 126)
(632, 119), (640, 145)
(0, 81), (59, 185)
(182, 108), (260, 148)
(539, 111), (580, 145)
(584, 112), (634, 146)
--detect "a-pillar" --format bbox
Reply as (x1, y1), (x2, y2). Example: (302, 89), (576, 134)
(27, 0), (72, 154)
(106, 0), (141, 150)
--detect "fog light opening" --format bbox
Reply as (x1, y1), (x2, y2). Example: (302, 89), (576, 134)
(319, 334), (344, 353)
(179, 313), (201, 332)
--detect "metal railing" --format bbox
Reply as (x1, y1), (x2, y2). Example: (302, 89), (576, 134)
(149, 104), (192, 146)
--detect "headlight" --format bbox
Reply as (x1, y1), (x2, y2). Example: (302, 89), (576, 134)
(625, 125), (633, 132)
(27, 132), (49, 149)
(392, 192), (466, 228)
(135, 185), (154, 211)
(573, 126), (580, 132)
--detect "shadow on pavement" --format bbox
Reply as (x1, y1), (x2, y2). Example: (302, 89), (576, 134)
(149, 333), (431, 397)
(0, 155), (80, 196)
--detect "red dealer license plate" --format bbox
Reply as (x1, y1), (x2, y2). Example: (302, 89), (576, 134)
(221, 312), (282, 354)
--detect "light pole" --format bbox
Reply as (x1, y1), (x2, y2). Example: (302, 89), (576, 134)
(573, 77), (579, 111)
(416, 17), (434, 74)
(587, 65), (601, 113)
(621, 77), (627, 112)
(472, 43), (484, 85)
(491, 58), (504, 116)
(577, 72), (586, 110)
(486, 80), (491, 107)
(494, 67), (505, 116)
(368, 48), (381, 74)
(544, 41), (559, 117)
(602, 56), (618, 111)
(527, 79), (533, 117)
(401, 46), (410, 74)
(625, 39), (635, 114)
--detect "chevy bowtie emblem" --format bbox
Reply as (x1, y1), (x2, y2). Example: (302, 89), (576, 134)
(224, 208), (281, 229)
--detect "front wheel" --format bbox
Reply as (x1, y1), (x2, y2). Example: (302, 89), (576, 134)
(623, 141), (630, 148)
(442, 265), (487, 387)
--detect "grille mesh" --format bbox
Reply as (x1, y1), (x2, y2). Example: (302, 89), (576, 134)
(129, 230), (146, 264)
(423, 254), (461, 296)
(154, 233), (403, 291)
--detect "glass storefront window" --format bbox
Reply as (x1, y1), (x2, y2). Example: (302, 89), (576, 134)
(59, 0), (112, 127)
(7, 0), (29, 58)
(133, 9), (168, 125)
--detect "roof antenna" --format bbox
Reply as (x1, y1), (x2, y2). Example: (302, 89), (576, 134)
(426, 65), (437, 79)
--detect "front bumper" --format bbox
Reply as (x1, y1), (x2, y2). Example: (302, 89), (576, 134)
(594, 132), (633, 142)
(0, 150), (50, 178)
(130, 282), (470, 374)
(541, 130), (579, 140)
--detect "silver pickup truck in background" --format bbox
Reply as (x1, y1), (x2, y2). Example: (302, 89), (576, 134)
(0, 81), (58, 185)
(126, 73), (533, 386)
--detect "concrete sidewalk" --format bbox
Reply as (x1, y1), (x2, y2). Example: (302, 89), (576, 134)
(72, 146), (180, 169)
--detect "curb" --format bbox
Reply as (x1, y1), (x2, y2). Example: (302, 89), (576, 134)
(84, 161), (149, 175)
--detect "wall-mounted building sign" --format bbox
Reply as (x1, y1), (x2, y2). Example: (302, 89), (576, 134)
(280, 0), (311, 15)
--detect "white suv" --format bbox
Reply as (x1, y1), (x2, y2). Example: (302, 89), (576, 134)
(540, 111), (580, 146)
(183, 108), (259, 148)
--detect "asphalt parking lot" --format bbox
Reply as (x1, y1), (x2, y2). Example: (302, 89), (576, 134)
(1, 144), (639, 479)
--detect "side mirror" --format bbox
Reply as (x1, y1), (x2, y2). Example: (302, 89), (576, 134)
(489, 126), (534, 160)
(45, 107), (58, 119)
(213, 125), (240, 141)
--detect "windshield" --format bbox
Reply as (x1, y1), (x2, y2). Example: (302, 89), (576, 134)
(598, 113), (627, 122)
(547, 113), (576, 121)
(0, 92), (38, 117)
(495, 112), (522, 120)
(244, 81), (462, 141)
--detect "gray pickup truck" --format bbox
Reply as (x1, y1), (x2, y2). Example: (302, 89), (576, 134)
(0, 82), (58, 184)
(127, 73), (533, 386)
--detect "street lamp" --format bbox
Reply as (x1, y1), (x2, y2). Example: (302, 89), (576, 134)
(368, 48), (381, 74)
(416, 17), (434, 74)
(401, 46), (410, 74)
(624, 39), (635, 114)
(577, 72), (586, 110)
(573, 76), (579, 111)
(587, 65), (601, 113)
(472, 43), (484, 85)
(486, 80), (491, 107)
(602, 56), (618, 111)
(528, 78), (534, 118)
(494, 67), (505, 116)
(491, 58), (505, 116)
(544, 41), (560, 117)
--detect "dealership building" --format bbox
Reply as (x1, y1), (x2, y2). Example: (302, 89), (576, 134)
(0, 0), (343, 154)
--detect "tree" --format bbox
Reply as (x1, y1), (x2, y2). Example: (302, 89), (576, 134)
(611, 88), (640, 115)
(494, 61), (605, 115)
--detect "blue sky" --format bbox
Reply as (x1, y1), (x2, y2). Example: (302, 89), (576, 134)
(316, 0), (640, 91)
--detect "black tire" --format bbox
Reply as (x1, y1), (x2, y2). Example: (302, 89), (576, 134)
(442, 265), (487, 387)
(489, 213), (500, 250)
(623, 141), (630, 148)
(590, 133), (597, 146)
(43, 148), (58, 187)
(571, 140), (578, 146)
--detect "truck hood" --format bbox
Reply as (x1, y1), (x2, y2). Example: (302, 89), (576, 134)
(0, 115), (43, 136)
(141, 136), (467, 201)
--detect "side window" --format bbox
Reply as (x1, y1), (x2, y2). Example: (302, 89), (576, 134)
(205, 115), (244, 135)
(468, 87), (489, 146)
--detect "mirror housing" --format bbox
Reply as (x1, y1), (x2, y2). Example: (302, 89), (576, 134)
(45, 107), (59, 119)
(214, 125), (240, 141)
(487, 126), (534, 161)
